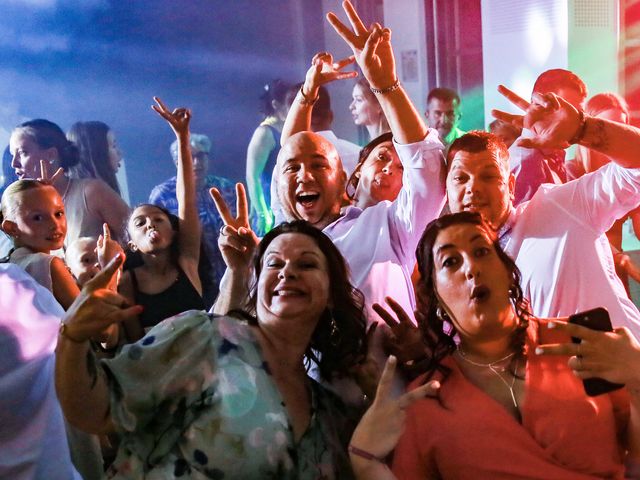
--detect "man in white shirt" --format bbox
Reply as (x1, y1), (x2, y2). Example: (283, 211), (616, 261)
(216, 9), (445, 323)
(0, 263), (80, 479)
(437, 86), (640, 334)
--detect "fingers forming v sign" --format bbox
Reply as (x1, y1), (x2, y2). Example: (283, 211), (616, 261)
(210, 182), (250, 233)
(326, 0), (396, 89)
(210, 183), (258, 269)
(152, 96), (191, 137)
(492, 84), (582, 150)
(38, 159), (64, 184)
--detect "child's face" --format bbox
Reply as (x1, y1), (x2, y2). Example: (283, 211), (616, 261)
(12, 186), (67, 253)
(127, 205), (175, 254)
(66, 239), (99, 286)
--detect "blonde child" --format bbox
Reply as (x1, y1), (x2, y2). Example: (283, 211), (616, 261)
(0, 179), (80, 309)
(0, 179), (108, 479)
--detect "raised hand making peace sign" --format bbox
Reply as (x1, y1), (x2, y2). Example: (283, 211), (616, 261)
(326, 0), (397, 92)
(152, 96), (191, 138)
(492, 85), (584, 150)
(210, 182), (259, 272)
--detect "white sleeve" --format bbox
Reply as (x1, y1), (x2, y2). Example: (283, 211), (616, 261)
(389, 130), (446, 262)
(541, 162), (640, 234)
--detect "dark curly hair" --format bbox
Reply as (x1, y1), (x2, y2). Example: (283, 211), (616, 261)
(415, 211), (531, 384)
(246, 220), (367, 380)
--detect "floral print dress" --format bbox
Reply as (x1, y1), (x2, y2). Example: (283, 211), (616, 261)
(102, 310), (355, 479)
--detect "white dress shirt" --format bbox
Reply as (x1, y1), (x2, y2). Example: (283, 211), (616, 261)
(502, 162), (640, 335)
(324, 130), (445, 322)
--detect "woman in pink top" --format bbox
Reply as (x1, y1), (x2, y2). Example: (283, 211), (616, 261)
(348, 211), (640, 479)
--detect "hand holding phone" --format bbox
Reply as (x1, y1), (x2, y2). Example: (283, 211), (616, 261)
(568, 308), (625, 396)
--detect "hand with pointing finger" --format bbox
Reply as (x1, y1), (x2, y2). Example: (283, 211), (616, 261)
(350, 356), (440, 471)
(59, 253), (142, 344)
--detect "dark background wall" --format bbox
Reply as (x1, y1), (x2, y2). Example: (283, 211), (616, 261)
(0, 0), (325, 204)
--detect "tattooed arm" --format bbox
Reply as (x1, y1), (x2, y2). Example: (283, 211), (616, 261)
(54, 255), (142, 434)
(55, 339), (114, 434)
(578, 117), (640, 170)
(493, 86), (640, 169)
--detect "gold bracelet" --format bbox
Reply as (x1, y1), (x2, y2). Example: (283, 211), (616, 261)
(59, 321), (85, 343)
(370, 78), (400, 95)
(299, 86), (319, 106)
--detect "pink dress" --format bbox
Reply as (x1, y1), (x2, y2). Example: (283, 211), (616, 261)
(393, 319), (629, 479)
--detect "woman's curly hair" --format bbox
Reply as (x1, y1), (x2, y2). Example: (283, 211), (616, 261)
(414, 211), (532, 384)
(245, 220), (368, 380)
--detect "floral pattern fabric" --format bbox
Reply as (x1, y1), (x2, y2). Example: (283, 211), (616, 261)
(102, 310), (355, 479)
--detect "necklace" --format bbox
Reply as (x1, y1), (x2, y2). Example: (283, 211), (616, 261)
(457, 348), (519, 409)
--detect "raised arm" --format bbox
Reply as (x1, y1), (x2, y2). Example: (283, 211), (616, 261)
(50, 256), (81, 310)
(209, 183), (258, 314)
(327, 0), (427, 144)
(494, 86), (640, 169)
(281, 52), (357, 145)
(152, 97), (201, 289)
(55, 254), (142, 433)
(246, 126), (275, 234)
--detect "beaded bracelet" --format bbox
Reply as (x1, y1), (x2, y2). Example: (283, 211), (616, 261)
(568, 109), (587, 145)
(348, 444), (385, 463)
(370, 78), (400, 95)
(299, 86), (319, 106)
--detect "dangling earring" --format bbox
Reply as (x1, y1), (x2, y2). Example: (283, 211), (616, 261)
(436, 305), (449, 322)
(508, 285), (517, 299)
(328, 309), (340, 346)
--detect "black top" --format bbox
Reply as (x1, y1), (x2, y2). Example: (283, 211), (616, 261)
(130, 267), (205, 329)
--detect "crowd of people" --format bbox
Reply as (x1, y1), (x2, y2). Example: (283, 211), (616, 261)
(2, 1), (640, 479)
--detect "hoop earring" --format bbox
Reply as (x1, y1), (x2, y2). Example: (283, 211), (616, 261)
(436, 305), (449, 322)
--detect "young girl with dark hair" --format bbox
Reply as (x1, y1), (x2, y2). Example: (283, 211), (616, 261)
(118, 99), (204, 342)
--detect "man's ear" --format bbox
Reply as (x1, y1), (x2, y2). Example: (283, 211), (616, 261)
(127, 241), (137, 252)
(1, 219), (18, 237)
(508, 172), (516, 202)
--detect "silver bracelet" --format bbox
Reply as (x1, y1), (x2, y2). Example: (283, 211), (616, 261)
(370, 78), (400, 95)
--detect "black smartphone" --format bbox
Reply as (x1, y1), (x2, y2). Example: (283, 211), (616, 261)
(568, 307), (624, 396)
